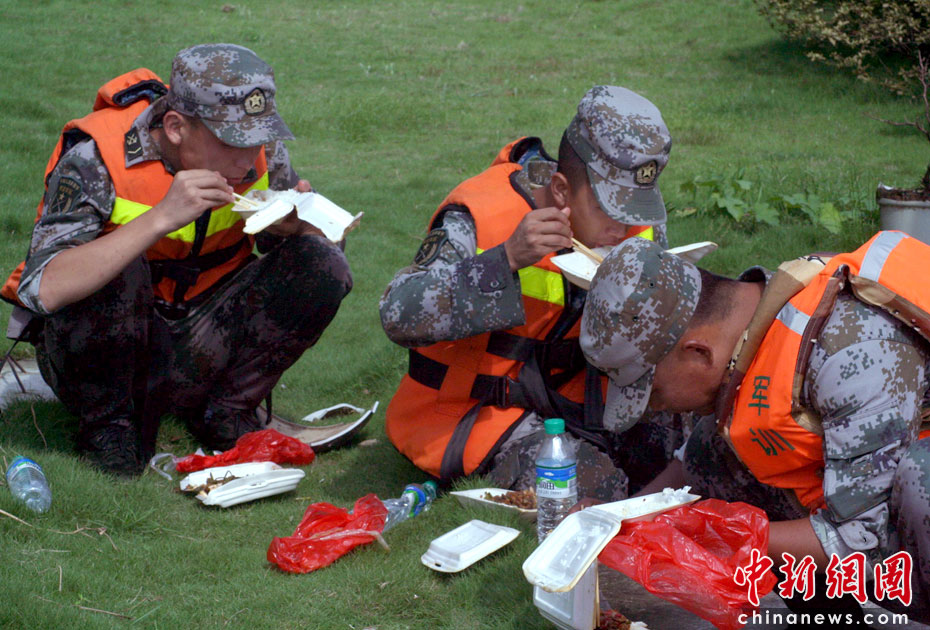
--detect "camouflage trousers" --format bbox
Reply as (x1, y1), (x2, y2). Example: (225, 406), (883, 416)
(35, 234), (351, 458)
(683, 414), (930, 612)
(487, 411), (683, 503)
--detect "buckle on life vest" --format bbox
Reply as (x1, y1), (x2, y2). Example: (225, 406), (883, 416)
(154, 298), (191, 320)
(490, 376), (513, 408)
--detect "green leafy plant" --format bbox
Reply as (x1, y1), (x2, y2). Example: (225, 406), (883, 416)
(678, 172), (869, 234)
(679, 173), (777, 227)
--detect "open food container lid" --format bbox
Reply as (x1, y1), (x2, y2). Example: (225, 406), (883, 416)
(421, 519), (520, 573)
(550, 246), (610, 290)
(551, 241), (718, 290)
(233, 189), (363, 241)
(179, 462), (305, 508)
(668, 241), (718, 264)
(523, 488), (700, 593)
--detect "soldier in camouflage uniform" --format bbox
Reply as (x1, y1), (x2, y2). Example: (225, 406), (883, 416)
(380, 86), (682, 500)
(580, 236), (930, 619)
(5, 44), (352, 475)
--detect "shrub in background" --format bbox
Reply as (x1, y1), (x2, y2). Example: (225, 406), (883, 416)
(677, 171), (876, 233)
(755, 0), (930, 96)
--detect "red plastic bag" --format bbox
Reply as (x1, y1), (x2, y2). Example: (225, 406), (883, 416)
(598, 499), (775, 630)
(176, 428), (315, 473)
(267, 494), (388, 573)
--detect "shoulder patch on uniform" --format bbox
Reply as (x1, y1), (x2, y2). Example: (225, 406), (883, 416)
(124, 128), (143, 159)
(414, 228), (448, 266)
(47, 177), (82, 215)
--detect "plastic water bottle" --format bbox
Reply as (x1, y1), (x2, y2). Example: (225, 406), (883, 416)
(5, 456), (52, 513)
(382, 480), (438, 533)
(536, 418), (577, 541)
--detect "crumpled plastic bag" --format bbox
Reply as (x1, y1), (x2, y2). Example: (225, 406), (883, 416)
(598, 499), (774, 630)
(267, 493), (388, 573)
(176, 428), (315, 473)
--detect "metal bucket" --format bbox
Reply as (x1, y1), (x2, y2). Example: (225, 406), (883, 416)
(878, 196), (930, 246)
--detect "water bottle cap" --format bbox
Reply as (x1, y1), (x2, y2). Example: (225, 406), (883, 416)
(544, 418), (565, 435)
(424, 480), (438, 493)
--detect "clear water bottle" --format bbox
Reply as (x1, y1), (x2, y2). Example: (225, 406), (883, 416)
(382, 480), (438, 533)
(536, 418), (577, 541)
(6, 456), (52, 513)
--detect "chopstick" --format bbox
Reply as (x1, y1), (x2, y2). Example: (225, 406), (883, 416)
(571, 238), (603, 264)
(232, 192), (260, 208)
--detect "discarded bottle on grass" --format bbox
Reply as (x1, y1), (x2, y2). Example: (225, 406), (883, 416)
(6, 456), (52, 513)
(536, 418), (577, 542)
(382, 480), (438, 533)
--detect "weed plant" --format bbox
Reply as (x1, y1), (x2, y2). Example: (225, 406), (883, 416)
(0, 0), (924, 628)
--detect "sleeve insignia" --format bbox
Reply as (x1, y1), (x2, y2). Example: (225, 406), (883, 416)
(47, 177), (82, 215)
(413, 228), (448, 266)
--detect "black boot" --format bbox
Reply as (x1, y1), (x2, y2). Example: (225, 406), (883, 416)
(76, 419), (143, 477)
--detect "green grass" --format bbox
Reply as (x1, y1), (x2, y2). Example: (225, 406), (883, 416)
(0, 0), (926, 627)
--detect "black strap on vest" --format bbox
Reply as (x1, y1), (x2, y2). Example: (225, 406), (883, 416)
(149, 236), (250, 308)
(111, 80), (167, 107)
(424, 280), (608, 482)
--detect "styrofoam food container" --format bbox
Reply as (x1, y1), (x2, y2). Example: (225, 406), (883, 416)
(550, 247), (610, 290)
(524, 507), (621, 593)
(449, 487), (537, 521)
(179, 461), (283, 491)
(533, 563), (599, 630)
(551, 241), (718, 290)
(197, 469), (305, 507)
(233, 189), (362, 241)
(523, 488), (700, 593)
(421, 519), (520, 573)
(242, 198), (296, 234)
(179, 461), (305, 508)
(669, 241), (718, 264)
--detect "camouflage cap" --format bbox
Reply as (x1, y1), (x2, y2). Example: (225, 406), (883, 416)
(580, 238), (700, 431)
(166, 43), (294, 148)
(566, 86), (671, 226)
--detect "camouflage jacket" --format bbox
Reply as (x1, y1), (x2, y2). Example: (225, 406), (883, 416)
(379, 161), (668, 347)
(379, 208), (525, 347)
(17, 96), (299, 315)
(803, 289), (930, 564)
(735, 266), (930, 563)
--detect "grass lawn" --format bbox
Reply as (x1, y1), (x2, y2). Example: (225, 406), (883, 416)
(0, 0), (926, 628)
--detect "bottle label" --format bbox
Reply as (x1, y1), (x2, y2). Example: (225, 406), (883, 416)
(6, 457), (42, 484)
(402, 485), (427, 516)
(536, 464), (577, 499)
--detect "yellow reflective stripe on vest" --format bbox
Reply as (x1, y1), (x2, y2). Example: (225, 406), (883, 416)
(110, 173), (269, 242)
(476, 247), (565, 306)
(640, 227), (654, 241)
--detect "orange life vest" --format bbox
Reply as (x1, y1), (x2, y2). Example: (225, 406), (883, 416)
(719, 231), (930, 511)
(385, 138), (653, 481)
(1, 69), (268, 309)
